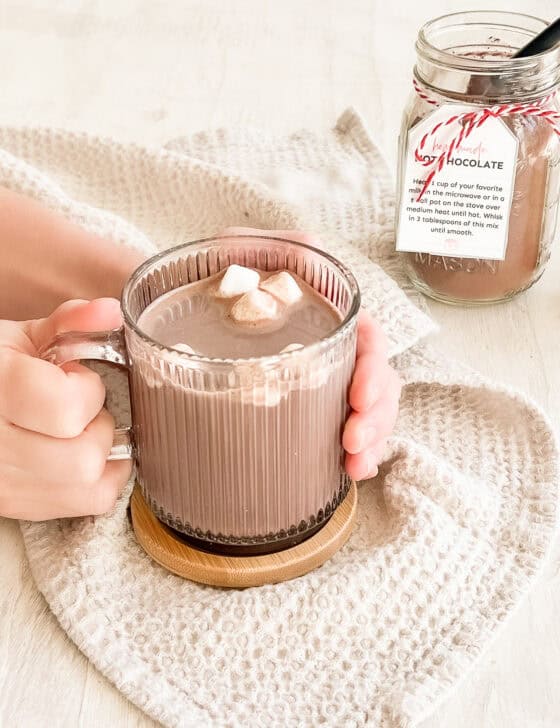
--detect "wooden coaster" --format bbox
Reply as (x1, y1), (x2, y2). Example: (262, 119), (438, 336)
(131, 482), (357, 588)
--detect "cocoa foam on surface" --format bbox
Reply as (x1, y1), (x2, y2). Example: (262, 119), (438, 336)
(138, 265), (342, 359)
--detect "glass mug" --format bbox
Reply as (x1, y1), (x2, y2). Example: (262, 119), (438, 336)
(41, 235), (360, 556)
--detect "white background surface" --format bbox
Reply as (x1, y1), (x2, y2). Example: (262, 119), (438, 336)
(1, 1), (559, 726)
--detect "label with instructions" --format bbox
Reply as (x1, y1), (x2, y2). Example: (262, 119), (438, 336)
(396, 104), (519, 260)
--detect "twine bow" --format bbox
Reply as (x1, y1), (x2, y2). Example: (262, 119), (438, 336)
(412, 78), (560, 201)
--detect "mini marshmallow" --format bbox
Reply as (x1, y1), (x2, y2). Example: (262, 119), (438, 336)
(260, 271), (303, 305)
(280, 343), (304, 353)
(231, 289), (279, 324)
(216, 264), (260, 298)
(173, 343), (197, 355)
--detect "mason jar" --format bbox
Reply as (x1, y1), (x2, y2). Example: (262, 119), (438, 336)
(395, 11), (560, 305)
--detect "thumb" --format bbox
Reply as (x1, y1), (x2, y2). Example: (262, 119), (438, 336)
(28, 298), (123, 350)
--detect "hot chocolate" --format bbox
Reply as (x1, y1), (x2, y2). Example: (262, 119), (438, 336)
(133, 265), (354, 554)
(396, 12), (560, 305)
(401, 84), (558, 304)
(139, 266), (341, 358)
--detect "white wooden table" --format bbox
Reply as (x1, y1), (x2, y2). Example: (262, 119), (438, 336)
(1, 1), (559, 726)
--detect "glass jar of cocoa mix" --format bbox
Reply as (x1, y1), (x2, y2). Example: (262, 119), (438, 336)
(396, 11), (560, 305)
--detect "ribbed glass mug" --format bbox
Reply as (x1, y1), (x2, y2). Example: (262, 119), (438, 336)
(41, 235), (360, 555)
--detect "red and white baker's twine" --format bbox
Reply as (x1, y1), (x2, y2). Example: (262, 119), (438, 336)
(412, 79), (560, 201)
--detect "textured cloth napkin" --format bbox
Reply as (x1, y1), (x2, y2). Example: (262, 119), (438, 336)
(1, 111), (558, 728)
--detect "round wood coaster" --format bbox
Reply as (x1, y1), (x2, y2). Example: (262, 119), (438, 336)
(130, 482), (357, 588)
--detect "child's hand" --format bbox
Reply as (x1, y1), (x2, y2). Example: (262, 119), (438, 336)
(0, 298), (131, 520)
(221, 227), (402, 480)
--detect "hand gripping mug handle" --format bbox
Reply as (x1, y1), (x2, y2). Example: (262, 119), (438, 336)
(39, 328), (133, 461)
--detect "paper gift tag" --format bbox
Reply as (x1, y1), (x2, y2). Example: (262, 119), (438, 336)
(396, 104), (518, 261)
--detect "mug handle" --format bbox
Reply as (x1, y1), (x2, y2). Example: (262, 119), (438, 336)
(39, 328), (133, 461)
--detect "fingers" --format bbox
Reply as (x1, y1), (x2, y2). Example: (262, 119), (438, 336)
(356, 309), (388, 360)
(0, 408), (116, 484)
(0, 297), (129, 521)
(345, 437), (389, 482)
(0, 298), (123, 436)
(82, 459), (133, 517)
(344, 367), (402, 481)
(0, 350), (106, 436)
(343, 368), (401, 454)
(0, 458), (132, 521)
(349, 349), (392, 413)
(27, 297), (122, 350)
(349, 312), (390, 413)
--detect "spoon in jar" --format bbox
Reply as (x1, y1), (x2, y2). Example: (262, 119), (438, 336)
(513, 16), (560, 58)
(469, 17), (560, 98)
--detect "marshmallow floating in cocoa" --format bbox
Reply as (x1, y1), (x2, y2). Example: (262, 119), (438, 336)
(280, 343), (304, 353)
(260, 271), (303, 304)
(231, 289), (279, 324)
(216, 264), (260, 298)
